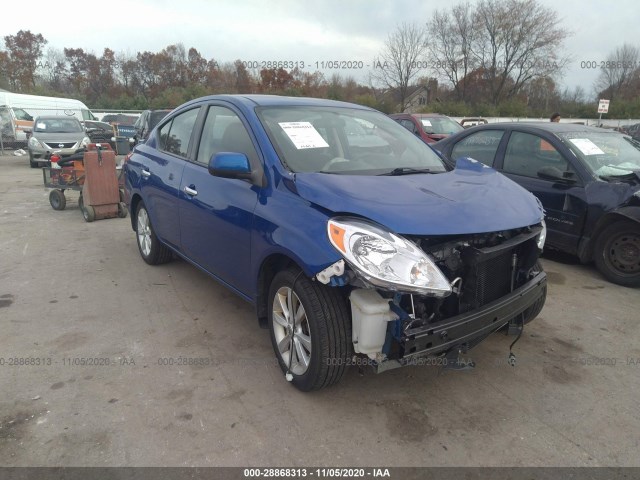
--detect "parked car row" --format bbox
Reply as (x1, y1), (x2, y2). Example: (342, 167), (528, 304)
(26, 110), (172, 167)
(124, 95), (548, 391)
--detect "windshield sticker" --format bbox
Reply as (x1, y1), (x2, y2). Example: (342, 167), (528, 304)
(570, 138), (605, 155)
(36, 123), (46, 130)
(279, 122), (329, 149)
(420, 120), (433, 127)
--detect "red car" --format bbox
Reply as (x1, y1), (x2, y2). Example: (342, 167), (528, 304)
(389, 113), (464, 144)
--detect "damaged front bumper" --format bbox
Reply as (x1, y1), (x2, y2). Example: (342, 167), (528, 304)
(373, 270), (547, 373)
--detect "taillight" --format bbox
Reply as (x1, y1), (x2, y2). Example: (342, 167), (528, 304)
(50, 154), (61, 164)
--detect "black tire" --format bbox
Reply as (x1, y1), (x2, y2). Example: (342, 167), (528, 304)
(135, 201), (172, 265)
(268, 268), (351, 392)
(594, 220), (640, 287)
(117, 202), (128, 218)
(29, 151), (38, 168)
(78, 196), (95, 222)
(49, 190), (66, 210)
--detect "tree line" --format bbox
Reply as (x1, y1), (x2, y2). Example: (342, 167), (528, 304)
(1, 0), (639, 118)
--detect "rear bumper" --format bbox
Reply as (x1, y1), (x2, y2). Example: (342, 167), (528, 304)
(398, 271), (547, 364)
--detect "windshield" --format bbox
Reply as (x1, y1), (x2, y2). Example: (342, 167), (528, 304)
(13, 108), (33, 121)
(34, 118), (83, 133)
(559, 131), (640, 178)
(257, 106), (447, 175)
(420, 117), (464, 135)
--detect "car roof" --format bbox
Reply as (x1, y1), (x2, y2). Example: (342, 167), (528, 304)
(181, 94), (373, 110)
(34, 115), (81, 121)
(389, 113), (447, 118)
(467, 122), (612, 134)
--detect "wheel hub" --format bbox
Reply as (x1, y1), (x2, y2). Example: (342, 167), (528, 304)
(272, 286), (312, 376)
(609, 233), (640, 273)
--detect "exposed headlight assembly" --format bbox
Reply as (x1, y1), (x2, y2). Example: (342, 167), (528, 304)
(81, 136), (91, 147)
(327, 217), (451, 297)
(28, 137), (42, 148)
(537, 219), (547, 250)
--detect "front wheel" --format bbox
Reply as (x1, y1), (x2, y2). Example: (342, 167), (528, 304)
(268, 268), (351, 392)
(594, 220), (640, 287)
(78, 195), (95, 222)
(135, 202), (172, 265)
(29, 151), (38, 168)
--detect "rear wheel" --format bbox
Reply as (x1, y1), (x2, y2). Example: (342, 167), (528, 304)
(135, 202), (172, 265)
(49, 190), (66, 210)
(268, 268), (351, 391)
(594, 220), (640, 287)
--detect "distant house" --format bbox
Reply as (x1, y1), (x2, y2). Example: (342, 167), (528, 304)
(382, 79), (438, 113)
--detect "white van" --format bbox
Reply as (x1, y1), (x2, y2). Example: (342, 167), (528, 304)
(0, 92), (97, 141)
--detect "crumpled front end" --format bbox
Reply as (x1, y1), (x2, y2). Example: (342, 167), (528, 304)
(317, 223), (547, 371)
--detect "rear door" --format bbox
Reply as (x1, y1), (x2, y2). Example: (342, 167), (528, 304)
(138, 107), (201, 250)
(178, 104), (262, 295)
(496, 130), (588, 253)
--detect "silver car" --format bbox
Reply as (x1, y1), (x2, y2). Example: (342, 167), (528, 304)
(27, 116), (90, 168)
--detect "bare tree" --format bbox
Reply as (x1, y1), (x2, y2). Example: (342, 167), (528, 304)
(371, 23), (429, 112)
(470, 0), (571, 104)
(427, 2), (476, 101)
(594, 44), (639, 101)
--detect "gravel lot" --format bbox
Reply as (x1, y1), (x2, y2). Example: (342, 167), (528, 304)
(1, 152), (639, 467)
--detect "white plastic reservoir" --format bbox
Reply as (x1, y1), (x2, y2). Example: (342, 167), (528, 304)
(350, 289), (398, 357)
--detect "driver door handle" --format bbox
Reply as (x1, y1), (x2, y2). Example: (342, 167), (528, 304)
(184, 185), (198, 196)
(141, 169), (150, 178)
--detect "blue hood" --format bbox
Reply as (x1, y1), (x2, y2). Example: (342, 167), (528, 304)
(293, 158), (543, 235)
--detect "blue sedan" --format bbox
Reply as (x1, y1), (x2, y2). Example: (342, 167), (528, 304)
(124, 95), (547, 391)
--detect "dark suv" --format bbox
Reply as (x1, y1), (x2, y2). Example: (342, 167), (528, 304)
(132, 109), (171, 145)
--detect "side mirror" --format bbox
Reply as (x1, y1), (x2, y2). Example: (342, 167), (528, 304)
(537, 166), (576, 183)
(208, 152), (265, 187)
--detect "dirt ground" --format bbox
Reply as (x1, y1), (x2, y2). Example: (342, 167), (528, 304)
(1, 152), (639, 467)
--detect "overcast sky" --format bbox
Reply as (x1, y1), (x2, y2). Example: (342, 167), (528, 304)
(2, 0), (637, 99)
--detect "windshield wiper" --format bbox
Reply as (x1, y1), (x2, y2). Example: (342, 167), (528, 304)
(378, 167), (440, 176)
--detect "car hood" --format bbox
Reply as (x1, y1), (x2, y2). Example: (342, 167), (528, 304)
(293, 157), (543, 235)
(33, 132), (85, 142)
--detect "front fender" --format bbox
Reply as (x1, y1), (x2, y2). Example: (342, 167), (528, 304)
(251, 193), (341, 293)
(578, 206), (640, 262)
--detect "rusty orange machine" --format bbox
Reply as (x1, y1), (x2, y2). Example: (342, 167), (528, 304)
(43, 143), (127, 222)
